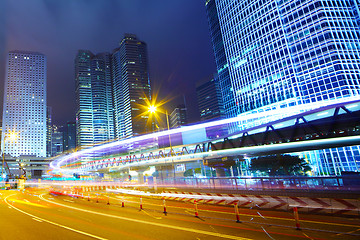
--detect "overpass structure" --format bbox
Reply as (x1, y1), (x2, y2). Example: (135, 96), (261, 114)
(50, 99), (360, 177)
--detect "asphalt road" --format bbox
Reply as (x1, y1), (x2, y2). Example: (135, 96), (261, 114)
(0, 189), (359, 240)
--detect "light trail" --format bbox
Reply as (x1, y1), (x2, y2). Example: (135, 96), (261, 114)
(50, 98), (360, 172)
(4, 194), (108, 240)
(39, 194), (253, 240)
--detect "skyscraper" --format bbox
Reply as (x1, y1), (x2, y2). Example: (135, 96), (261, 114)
(1, 51), (47, 157)
(75, 50), (94, 147)
(63, 122), (76, 152)
(90, 53), (115, 142)
(205, 0), (237, 119)
(205, 0), (360, 175)
(51, 125), (63, 157)
(112, 34), (151, 138)
(196, 75), (225, 121)
(206, 0), (360, 117)
(75, 50), (114, 147)
(170, 104), (188, 129)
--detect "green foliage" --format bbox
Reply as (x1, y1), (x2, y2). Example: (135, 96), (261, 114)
(183, 168), (202, 177)
(250, 154), (311, 176)
(183, 169), (194, 177)
(152, 171), (159, 177)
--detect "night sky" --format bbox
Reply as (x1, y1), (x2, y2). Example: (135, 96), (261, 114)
(0, 0), (216, 125)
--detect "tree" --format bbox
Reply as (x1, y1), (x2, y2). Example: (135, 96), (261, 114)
(250, 154), (311, 176)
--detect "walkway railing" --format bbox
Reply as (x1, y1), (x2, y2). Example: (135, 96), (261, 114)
(154, 176), (360, 191)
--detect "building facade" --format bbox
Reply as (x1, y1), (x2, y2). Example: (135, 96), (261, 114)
(196, 75), (225, 121)
(170, 104), (188, 129)
(205, 0), (237, 119)
(1, 51), (47, 157)
(75, 50), (114, 147)
(75, 50), (94, 147)
(112, 34), (151, 138)
(206, 0), (360, 175)
(63, 122), (76, 152)
(51, 125), (63, 157)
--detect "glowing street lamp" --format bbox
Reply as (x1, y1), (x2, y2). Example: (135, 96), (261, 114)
(148, 105), (157, 114)
(1, 130), (18, 184)
(148, 105), (172, 150)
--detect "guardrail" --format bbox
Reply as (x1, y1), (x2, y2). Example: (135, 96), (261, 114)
(154, 176), (360, 191)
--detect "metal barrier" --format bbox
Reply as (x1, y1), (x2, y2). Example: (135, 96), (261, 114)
(155, 176), (360, 191)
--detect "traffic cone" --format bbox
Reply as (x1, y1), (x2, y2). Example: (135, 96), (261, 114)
(194, 200), (199, 217)
(293, 207), (301, 230)
(163, 198), (167, 215)
(234, 202), (241, 223)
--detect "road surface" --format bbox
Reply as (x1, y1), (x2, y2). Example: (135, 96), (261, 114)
(0, 189), (359, 239)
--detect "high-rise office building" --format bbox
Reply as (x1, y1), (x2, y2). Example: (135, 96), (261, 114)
(75, 50), (114, 147)
(75, 50), (94, 147)
(46, 106), (52, 157)
(207, 0), (360, 116)
(63, 122), (76, 152)
(112, 34), (151, 138)
(91, 53), (115, 142)
(205, 0), (237, 119)
(1, 51), (47, 157)
(196, 75), (225, 121)
(205, 0), (360, 175)
(170, 104), (188, 129)
(51, 125), (63, 157)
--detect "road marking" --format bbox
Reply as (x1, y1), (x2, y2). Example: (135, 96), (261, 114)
(261, 226), (275, 240)
(302, 232), (314, 240)
(141, 209), (162, 220)
(10, 199), (48, 208)
(336, 228), (360, 236)
(5, 194), (108, 240)
(40, 194), (253, 240)
(63, 199), (74, 203)
(32, 218), (43, 222)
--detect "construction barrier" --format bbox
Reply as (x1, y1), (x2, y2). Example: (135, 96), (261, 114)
(161, 191), (360, 216)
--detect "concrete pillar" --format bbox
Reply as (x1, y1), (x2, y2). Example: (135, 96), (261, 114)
(138, 171), (145, 184)
(215, 168), (226, 177)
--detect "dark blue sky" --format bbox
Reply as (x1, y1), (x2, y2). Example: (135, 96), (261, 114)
(0, 0), (216, 125)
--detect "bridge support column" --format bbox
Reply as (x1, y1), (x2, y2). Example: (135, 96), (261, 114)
(138, 171), (145, 184)
(130, 167), (149, 184)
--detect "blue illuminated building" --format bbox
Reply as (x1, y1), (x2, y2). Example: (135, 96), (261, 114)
(205, 0), (237, 119)
(205, 0), (360, 175)
(75, 50), (114, 147)
(112, 34), (151, 138)
(2, 51), (47, 157)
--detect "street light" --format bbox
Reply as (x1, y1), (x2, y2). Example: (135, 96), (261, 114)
(148, 105), (172, 151)
(148, 105), (176, 182)
(1, 130), (18, 185)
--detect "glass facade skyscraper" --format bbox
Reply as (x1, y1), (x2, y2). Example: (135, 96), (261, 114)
(2, 51), (47, 157)
(209, 0), (360, 115)
(205, 0), (237, 119)
(75, 50), (94, 147)
(112, 34), (151, 138)
(206, 0), (360, 175)
(196, 76), (225, 121)
(75, 50), (114, 147)
(91, 53), (115, 143)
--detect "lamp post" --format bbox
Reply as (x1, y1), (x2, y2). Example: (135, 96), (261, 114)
(1, 131), (17, 186)
(148, 105), (172, 151)
(148, 105), (176, 181)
